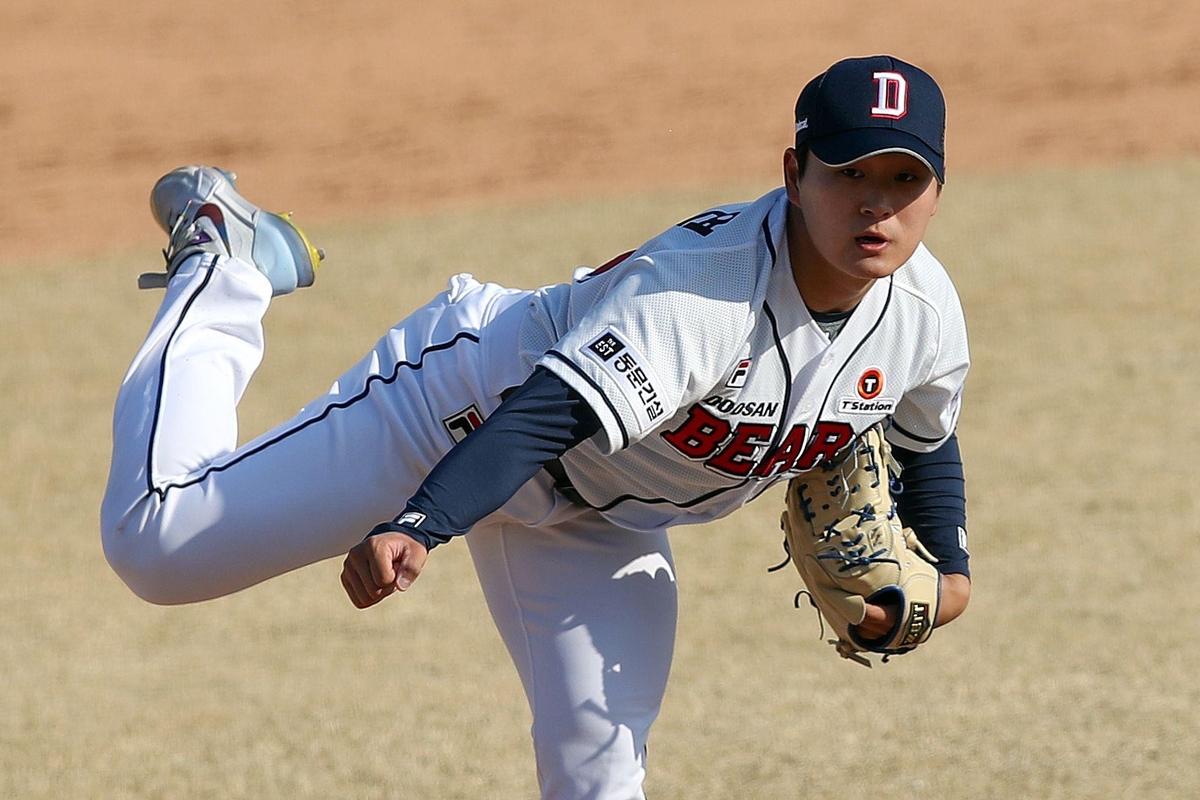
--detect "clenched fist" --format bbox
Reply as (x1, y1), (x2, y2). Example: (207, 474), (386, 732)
(341, 532), (429, 609)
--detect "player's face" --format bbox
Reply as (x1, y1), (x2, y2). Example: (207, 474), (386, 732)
(784, 148), (941, 310)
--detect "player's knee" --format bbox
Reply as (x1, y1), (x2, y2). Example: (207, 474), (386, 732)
(102, 542), (187, 605)
(100, 514), (197, 605)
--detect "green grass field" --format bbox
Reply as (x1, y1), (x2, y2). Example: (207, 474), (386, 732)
(2, 162), (1197, 798)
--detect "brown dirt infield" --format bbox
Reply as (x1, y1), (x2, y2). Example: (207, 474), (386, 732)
(2, 0), (1198, 265)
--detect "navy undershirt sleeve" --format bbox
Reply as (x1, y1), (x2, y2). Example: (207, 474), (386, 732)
(892, 432), (970, 577)
(367, 367), (601, 550)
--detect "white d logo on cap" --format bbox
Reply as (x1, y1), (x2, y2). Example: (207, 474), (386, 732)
(870, 71), (908, 119)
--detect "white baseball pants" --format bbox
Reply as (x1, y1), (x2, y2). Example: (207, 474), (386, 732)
(101, 253), (677, 799)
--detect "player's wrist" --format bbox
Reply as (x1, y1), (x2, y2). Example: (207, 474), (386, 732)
(933, 572), (970, 627)
(365, 520), (438, 552)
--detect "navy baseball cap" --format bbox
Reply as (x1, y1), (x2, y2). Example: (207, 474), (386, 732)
(795, 55), (946, 183)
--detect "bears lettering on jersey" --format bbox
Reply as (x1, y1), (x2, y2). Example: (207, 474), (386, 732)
(660, 403), (855, 479)
(707, 423), (774, 477)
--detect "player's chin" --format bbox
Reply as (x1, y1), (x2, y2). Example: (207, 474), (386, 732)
(842, 252), (906, 281)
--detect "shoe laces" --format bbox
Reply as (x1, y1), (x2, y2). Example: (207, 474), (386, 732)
(162, 206), (200, 267)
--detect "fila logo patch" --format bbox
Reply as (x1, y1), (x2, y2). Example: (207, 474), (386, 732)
(871, 71), (908, 119)
(443, 404), (485, 443)
(396, 511), (426, 529)
(581, 327), (666, 427)
(726, 359), (753, 389)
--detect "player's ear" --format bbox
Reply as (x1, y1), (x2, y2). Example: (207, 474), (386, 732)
(783, 148), (803, 206)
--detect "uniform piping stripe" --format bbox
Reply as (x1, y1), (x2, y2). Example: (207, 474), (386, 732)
(816, 277), (893, 422)
(146, 323), (483, 499)
(890, 418), (944, 444)
(145, 257), (218, 495)
(544, 349), (629, 450)
(761, 217), (778, 264)
(733, 301), (797, 504)
(759, 300), (792, 462)
(591, 479), (748, 513)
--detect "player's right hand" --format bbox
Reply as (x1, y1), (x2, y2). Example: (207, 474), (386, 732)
(341, 532), (429, 609)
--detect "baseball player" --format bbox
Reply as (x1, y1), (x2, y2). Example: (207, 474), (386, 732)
(102, 55), (971, 799)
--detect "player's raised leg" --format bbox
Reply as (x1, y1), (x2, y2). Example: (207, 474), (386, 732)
(467, 512), (678, 800)
(100, 166), (528, 604)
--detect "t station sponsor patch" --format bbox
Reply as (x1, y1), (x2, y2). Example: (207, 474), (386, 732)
(839, 367), (897, 414)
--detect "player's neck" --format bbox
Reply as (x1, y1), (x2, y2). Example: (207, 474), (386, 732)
(785, 210), (873, 314)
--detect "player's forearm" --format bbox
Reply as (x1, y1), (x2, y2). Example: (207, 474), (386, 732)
(371, 368), (601, 549)
(892, 432), (969, 577)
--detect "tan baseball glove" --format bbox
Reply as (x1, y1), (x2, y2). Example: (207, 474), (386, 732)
(779, 423), (940, 667)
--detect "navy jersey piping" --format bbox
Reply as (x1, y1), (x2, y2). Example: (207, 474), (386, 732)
(145, 321), (483, 500)
(816, 276), (894, 424)
(890, 419), (945, 444)
(757, 208), (793, 462)
(758, 299), (792, 462)
(736, 298), (797, 506)
(761, 216), (778, 264)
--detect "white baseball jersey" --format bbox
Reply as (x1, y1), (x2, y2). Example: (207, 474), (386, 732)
(520, 187), (969, 532)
